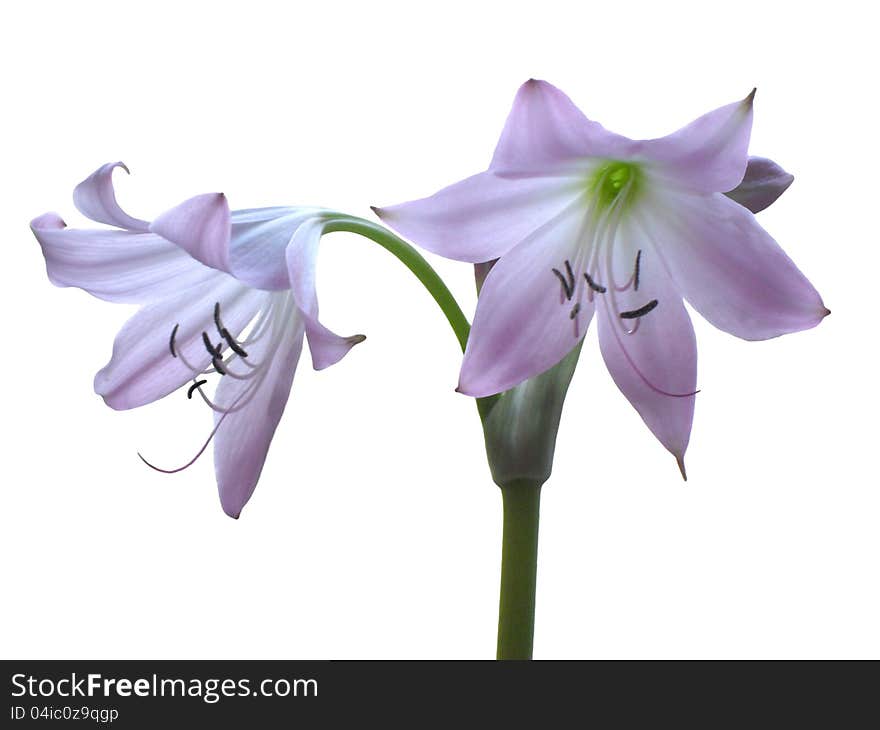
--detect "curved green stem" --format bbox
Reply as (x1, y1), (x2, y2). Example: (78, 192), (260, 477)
(326, 216), (499, 420)
(324, 217), (471, 352)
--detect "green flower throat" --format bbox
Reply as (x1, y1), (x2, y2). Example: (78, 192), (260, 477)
(589, 161), (642, 210)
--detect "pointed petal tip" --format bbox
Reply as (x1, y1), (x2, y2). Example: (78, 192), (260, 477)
(72, 162), (151, 231)
(454, 379), (493, 398)
(676, 455), (688, 481)
(220, 496), (243, 520)
(520, 78), (552, 93)
(30, 211), (66, 231)
(823, 307), (831, 318)
(203, 191), (228, 207)
(777, 172), (796, 196)
(307, 330), (366, 371)
(746, 87), (757, 104)
(370, 205), (393, 223)
(93, 160), (130, 175)
(150, 191), (231, 272)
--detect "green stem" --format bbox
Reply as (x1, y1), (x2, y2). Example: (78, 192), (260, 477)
(324, 217), (471, 352)
(326, 216), (498, 421)
(497, 480), (542, 660)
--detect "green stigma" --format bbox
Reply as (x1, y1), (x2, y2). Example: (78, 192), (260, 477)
(589, 161), (642, 210)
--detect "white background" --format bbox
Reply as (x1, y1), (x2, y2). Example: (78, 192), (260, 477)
(1, 0), (876, 659)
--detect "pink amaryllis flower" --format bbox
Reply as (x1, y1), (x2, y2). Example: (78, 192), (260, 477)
(375, 80), (828, 474)
(31, 162), (364, 517)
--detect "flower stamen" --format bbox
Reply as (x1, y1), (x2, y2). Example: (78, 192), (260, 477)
(551, 260), (576, 300)
(619, 299), (659, 319)
(201, 331), (227, 374)
(187, 379), (208, 399)
(212, 301), (224, 337)
(141, 293), (298, 475)
(584, 271), (607, 293)
(214, 302), (249, 357)
(220, 328), (248, 358)
(201, 331), (221, 357)
(633, 250), (642, 291)
(138, 410), (230, 474)
(169, 323), (180, 358)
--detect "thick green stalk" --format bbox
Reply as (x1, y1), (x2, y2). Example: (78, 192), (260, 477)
(497, 480), (542, 659)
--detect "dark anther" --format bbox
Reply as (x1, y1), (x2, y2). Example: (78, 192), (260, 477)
(201, 332), (227, 374)
(169, 324), (180, 358)
(634, 250), (642, 291)
(213, 301), (223, 336)
(584, 272), (607, 293)
(620, 299), (659, 319)
(212, 355), (227, 376)
(214, 301), (248, 357)
(569, 303), (581, 320)
(552, 268), (572, 299)
(221, 328), (248, 358)
(552, 259), (576, 300)
(187, 379), (208, 399)
(202, 331), (221, 357)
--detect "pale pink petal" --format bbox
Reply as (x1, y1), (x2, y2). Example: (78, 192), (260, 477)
(150, 193), (232, 273)
(640, 189), (828, 340)
(227, 207), (326, 290)
(94, 273), (267, 409)
(72, 162), (150, 231)
(373, 172), (580, 263)
(644, 91), (754, 193)
(490, 79), (634, 174)
(596, 219), (697, 466)
(213, 297), (305, 518)
(724, 156), (794, 213)
(458, 204), (595, 397)
(30, 212), (217, 303)
(284, 217), (366, 369)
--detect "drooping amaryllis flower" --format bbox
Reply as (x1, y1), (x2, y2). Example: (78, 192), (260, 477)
(374, 80), (828, 474)
(31, 162), (365, 517)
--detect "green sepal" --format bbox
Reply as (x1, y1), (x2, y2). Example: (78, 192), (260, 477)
(478, 342), (582, 488)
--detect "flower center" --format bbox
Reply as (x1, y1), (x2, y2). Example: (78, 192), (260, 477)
(589, 161), (641, 210)
(140, 292), (294, 474)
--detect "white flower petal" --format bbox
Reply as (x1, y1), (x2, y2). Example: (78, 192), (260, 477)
(31, 212), (217, 304)
(596, 218), (697, 463)
(72, 162), (150, 231)
(94, 273), (267, 409)
(639, 188), (828, 340)
(213, 294), (305, 518)
(458, 202), (595, 397)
